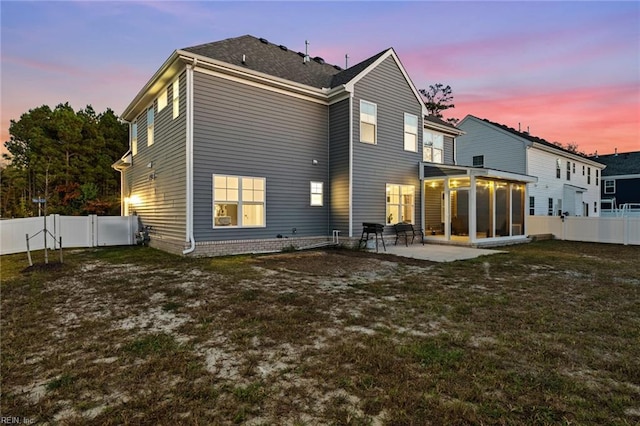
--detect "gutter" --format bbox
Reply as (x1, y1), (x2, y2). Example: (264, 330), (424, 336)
(182, 59), (196, 255)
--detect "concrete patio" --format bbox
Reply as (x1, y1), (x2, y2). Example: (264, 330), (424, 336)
(372, 242), (506, 262)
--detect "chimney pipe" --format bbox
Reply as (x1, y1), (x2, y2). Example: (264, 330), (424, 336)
(615, 147), (618, 156)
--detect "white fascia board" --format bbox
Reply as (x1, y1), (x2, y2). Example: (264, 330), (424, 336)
(603, 173), (640, 180)
(471, 168), (538, 183)
(424, 120), (465, 136)
(122, 50), (184, 122)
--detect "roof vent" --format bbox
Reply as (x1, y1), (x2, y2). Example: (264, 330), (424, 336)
(333, 65), (342, 70)
(313, 56), (325, 64)
(297, 51), (305, 57)
(259, 37), (269, 44)
(278, 45), (288, 51)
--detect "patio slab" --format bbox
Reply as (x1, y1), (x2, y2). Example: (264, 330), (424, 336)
(376, 243), (506, 262)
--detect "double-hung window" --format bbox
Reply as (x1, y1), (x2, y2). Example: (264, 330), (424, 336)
(213, 175), (265, 227)
(604, 180), (615, 194)
(310, 182), (323, 206)
(360, 100), (377, 144)
(386, 184), (415, 225)
(423, 130), (444, 163)
(147, 107), (154, 146)
(556, 159), (561, 179)
(587, 167), (591, 184)
(566, 162), (571, 181)
(529, 196), (535, 215)
(404, 113), (418, 152)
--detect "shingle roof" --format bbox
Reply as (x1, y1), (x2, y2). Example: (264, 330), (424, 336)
(425, 115), (459, 131)
(470, 115), (591, 159)
(592, 151), (640, 176)
(182, 35), (388, 90)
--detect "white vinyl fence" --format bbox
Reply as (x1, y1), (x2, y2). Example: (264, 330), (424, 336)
(0, 215), (138, 255)
(528, 216), (640, 246)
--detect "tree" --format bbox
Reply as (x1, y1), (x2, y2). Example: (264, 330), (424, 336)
(1, 103), (128, 217)
(419, 83), (456, 122)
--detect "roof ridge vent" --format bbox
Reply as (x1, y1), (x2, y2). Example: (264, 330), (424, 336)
(259, 37), (269, 44)
(279, 44), (288, 51)
(333, 65), (342, 70)
(313, 56), (325, 64)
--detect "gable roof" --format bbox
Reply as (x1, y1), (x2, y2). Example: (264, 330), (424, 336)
(124, 35), (423, 121)
(461, 115), (606, 164)
(183, 35), (389, 90)
(593, 151), (640, 176)
(424, 115), (464, 136)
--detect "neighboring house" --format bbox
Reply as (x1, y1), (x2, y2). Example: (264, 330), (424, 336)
(114, 35), (428, 256)
(594, 150), (640, 215)
(456, 115), (606, 218)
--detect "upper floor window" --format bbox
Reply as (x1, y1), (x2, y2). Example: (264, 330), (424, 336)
(360, 100), (377, 144)
(582, 165), (585, 175)
(556, 159), (561, 179)
(131, 122), (138, 156)
(310, 181), (323, 206)
(404, 113), (418, 152)
(386, 184), (415, 225)
(158, 89), (167, 112)
(147, 107), (154, 146)
(604, 180), (615, 194)
(596, 169), (599, 186)
(423, 130), (444, 163)
(473, 155), (484, 168)
(172, 79), (180, 119)
(213, 175), (265, 227)
(566, 161), (571, 181)
(572, 163), (576, 174)
(587, 167), (591, 184)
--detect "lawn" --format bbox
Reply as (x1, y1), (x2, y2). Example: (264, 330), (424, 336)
(1, 241), (639, 425)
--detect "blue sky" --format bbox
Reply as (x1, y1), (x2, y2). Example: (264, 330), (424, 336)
(2, 1), (639, 155)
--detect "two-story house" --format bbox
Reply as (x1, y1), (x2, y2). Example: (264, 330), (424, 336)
(113, 36), (539, 254)
(595, 150), (640, 215)
(113, 35), (428, 256)
(456, 115), (605, 218)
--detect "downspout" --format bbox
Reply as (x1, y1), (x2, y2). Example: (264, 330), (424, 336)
(348, 92), (354, 238)
(183, 60), (196, 254)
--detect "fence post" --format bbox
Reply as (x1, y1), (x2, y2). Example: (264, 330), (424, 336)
(624, 216), (629, 246)
(59, 237), (63, 263)
(26, 234), (33, 266)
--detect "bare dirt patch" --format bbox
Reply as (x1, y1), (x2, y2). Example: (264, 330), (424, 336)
(2, 242), (639, 424)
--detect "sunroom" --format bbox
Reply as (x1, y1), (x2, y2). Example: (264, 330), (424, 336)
(420, 163), (537, 245)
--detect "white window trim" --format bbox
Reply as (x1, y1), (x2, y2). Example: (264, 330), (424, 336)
(386, 183), (415, 225)
(172, 79), (180, 119)
(403, 113), (418, 152)
(360, 99), (377, 144)
(310, 181), (323, 206)
(147, 106), (154, 147)
(158, 89), (168, 112)
(212, 174), (266, 228)
(604, 179), (615, 194)
(423, 130), (444, 164)
(131, 121), (138, 156)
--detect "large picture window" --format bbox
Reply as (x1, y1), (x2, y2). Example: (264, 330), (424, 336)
(386, 184), (414, 225)
(213, 175), (265, 227)
(360, 100), (377, 144)
(404, 113), (418, 152)
(423, 130), (444, 163)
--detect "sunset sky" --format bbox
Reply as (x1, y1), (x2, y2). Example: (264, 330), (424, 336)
(2, 1), (639, 158)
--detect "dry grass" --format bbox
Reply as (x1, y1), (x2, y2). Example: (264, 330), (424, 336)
(1, 241), (639, 425)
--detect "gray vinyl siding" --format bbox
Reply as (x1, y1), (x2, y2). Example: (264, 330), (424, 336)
(329, 99), (350, 234)
(457, 118), (527, 173)
(125, 71), (187, 242)
(444, 135), (454, 165)
(351, 56), (423, 233)
(192, 71), (329, 241)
